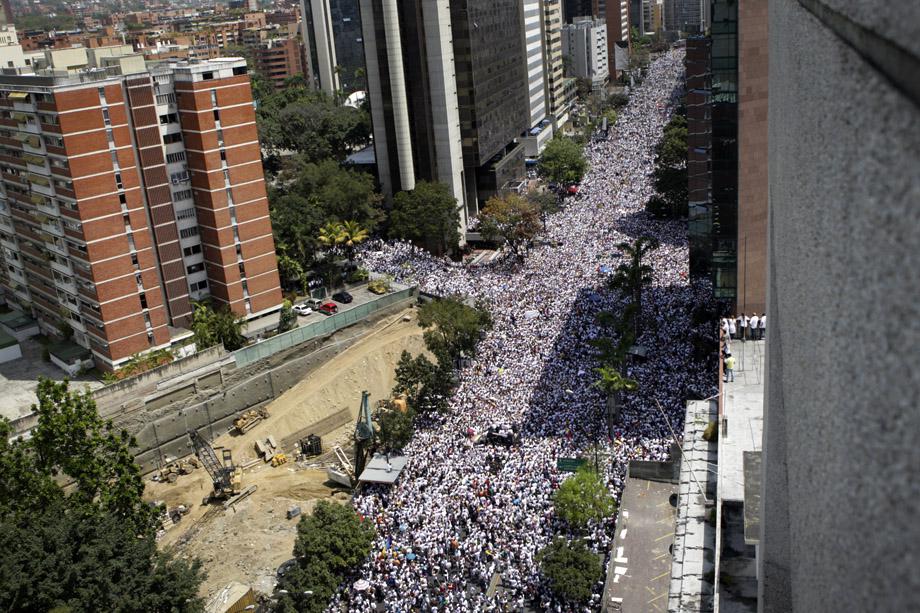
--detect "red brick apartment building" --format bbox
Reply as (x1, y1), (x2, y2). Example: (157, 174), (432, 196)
(0, 56), (282, 371)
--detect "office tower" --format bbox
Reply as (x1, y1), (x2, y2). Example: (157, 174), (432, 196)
(543, 0), (573, 129)
(760, 0), (919, 609)
(0, 0), (12, 27)
(600, 0), (630, 77)
(359, 0), (528, 223)
(0, 54), (282, 371)
(521, 0), (553, 156)
(300, 0), (365, 95)
(563, 0), (595, 21)
(664, 0), (704, 34)
(561, 17), (609, 90)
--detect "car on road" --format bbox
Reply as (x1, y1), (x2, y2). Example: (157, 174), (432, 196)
(293, 303), (312, 316)
(318, 302), (338, 315)
(332, 291), (353, 304)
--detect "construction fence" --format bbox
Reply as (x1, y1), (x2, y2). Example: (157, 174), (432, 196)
(231, 285), (417, 368)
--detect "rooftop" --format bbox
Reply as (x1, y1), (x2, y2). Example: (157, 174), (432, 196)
(719, 340), (765, 503)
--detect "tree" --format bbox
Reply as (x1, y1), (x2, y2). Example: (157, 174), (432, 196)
(393, 350), (435, 407)
(538, 538), (604, 604)
(318, 221), (345, 250)
(553, 466), (617, 531)
(338, 220), (370, 262)
(0, 381), (205, 611)
(257, 86), (371, 162)
(276, 500), (375, 613)
(376, 405), (415, 451)
(479, 193), (543, 259)
(610, 236), (660, 335)
(648, 114), (688, 219)
(277, 251), (306, 293)
(278, 300), (298, 333)
(190, 302), (247, 351)
(389, 181), (461, 255)
(538, 137), (588, 186)
(417, 298), (492, 366)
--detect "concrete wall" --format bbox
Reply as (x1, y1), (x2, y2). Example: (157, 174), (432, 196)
(0, 342), (20, 364)
(761, 2), (920, 611)
(92, 345), (227, 413)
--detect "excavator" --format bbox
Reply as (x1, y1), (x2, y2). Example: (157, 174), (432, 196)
(188, 429), (242, 504)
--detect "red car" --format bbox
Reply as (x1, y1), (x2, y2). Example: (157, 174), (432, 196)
(318, 302), (338, 315)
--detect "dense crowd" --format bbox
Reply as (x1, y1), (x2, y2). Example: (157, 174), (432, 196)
(341, 49), (716, 612)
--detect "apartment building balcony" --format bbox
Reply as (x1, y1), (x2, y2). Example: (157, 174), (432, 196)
(23, 259), (53, 282)
(0, 234), (16, 251)
(63, 225), (84, 242)
(77, 282), (98, 303)
(45, 239), (67, 258)
(55, 186), (75, 200)
(36, 101), (57, 113)
(49, 258), (71, 276)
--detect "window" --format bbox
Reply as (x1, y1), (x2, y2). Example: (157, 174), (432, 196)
(166, 151), (186, 164)
(180, 226), (199, 238)
(110, 150), (119, 168)
(176, 207), (196, 220)
(97, 87), (106, 103)
(213, 109), (220, 122)
(42, 135), (64, 148)
(202, 72), (214, 80)
(119, 193), (127, 205)
(163, 132), (182, 144)
(220, 150), (226, 162)
(170, 170), (190, 184)
(159, 113), (178, 125)
(106, 128), (114, 143)
(115, 173), (123, 190)
(102, 108), (110, 126)
(183, 244), (202, 257)
(186, 262), (205, 274)
(139, 292), (147, 309)
(190, 279), (208, 292)
(173, 188), (193, 201)
(155, 93), (176, 105)
(210, 90), (217, 105)
(131, 252), (138, 267)
(232, 65), (247, 76)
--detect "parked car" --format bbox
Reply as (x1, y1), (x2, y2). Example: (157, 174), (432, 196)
(293, 303), (312, 316)
(318, 302), (338, 315)
(305, 298), (323, 309)
(332, 291), (353, 304)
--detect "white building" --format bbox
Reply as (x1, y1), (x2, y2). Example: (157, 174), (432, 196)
(561, 17), (609, 91)
(521, 0), (553, 156)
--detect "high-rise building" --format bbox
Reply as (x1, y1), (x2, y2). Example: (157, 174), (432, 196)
(561, 17), (609, 91)
(686, 0), (739, 306)
(359, 0), (528, 224)
(543, 0), (573, 129)
(563, 0), (594, 22)
(300, 0), (366, 95)
(521, 0), (554, 156)
(252, 37), (306, 90)
(599, 0), (630, 77)
(0, 53), (282, 371)
(760, 0), (919, 608)
(664, 0), (705, 34)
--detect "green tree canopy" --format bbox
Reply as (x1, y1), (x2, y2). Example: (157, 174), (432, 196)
(552, 466), (618, 531)
(610, 236), (660, 334)
(594, 365), (639, 395)
(479, 192), (543, 259)
(417, 298), (492, 365)
(257, 87), (370, 162)
(190, 301), (247, 351)
(0, 380), (205, 612)
(389, 181), (461, 255)
(278, 299), (298, 333)
(538, 537), (604, 604)
(538, 137), (588, 186)
(648, 113), (689, 218)
(376, 405), (415, 451)
(276, 500), (375, 613)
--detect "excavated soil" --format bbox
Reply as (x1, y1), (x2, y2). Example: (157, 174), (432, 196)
(144, 308), (426, 599)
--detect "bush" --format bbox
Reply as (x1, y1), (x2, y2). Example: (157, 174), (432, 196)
(703, 420), (718, 442)
(347, 267), (369, 283)
(538, 538), (603, 604)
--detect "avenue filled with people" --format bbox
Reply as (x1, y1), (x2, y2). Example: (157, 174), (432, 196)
(345, 49), (716, 612)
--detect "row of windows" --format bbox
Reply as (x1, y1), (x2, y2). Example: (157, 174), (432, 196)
(175, 207), (196, 220)
(166, 151), (186, 164)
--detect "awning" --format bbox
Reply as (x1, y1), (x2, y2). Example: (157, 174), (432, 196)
(28, 174), (49, 187)
(23, 153), (44, 165)
(11, 112), (28, 123)
(7, 91), (29, 101)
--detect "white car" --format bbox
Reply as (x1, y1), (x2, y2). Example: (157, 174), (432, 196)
(293, 304), (312, 316)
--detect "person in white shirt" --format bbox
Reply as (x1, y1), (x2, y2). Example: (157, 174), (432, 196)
(758, 314), (766, 340)
(750, 313), (760, 340)
(728, 317), (737, 340)
(738, 313), (748, 342)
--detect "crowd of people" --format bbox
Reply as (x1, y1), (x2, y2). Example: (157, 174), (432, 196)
(339, 49), (717, 612)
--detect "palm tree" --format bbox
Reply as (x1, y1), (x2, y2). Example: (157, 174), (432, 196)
(317, 222), (345, 250)
(594, 365), (639, 434)
(338, 220), (369, 263)
(609, 236), (660, 336)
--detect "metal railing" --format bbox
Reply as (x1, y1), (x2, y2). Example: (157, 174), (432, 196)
(231, 286), (416, 368)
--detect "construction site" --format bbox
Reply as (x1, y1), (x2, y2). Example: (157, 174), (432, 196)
(143, 306), (427, 603)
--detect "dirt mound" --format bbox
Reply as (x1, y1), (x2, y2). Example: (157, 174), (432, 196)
(146, 308), (427, 599)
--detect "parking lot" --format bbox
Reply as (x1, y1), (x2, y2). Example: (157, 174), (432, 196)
(293, 285), (385, 325)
